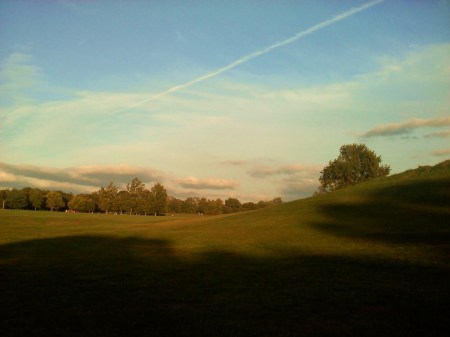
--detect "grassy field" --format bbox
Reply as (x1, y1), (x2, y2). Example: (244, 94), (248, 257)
(1, 164), (449, 336)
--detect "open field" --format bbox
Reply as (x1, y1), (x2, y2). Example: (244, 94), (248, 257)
(1, 167), (450, 336)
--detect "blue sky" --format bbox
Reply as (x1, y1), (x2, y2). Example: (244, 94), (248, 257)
(1, 0), (449, 201)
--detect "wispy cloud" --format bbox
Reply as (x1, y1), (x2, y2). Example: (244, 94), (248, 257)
(248, 164), (321, 178)
(280, 179), (320, 199)
(245, 163), (321, 200)
(431, 149), (450, 157)
(114, 0), (385, 111)
(175, 176), (237, 190)
(0, 51), (43, 106)
(220, 160), (249, 167)
(360, 117), (450, 138)
(424, 130), (450, 139)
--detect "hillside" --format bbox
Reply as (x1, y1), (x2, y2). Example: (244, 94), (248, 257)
(1, 161), (449, 337)
(198, 160), (450, 252)
(393, 159), (450, 178)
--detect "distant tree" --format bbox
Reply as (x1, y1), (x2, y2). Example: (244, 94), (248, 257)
(29, 188), (45, 211)
(167, 196), (182, 213)
(59, 191), (73, 210)
(209, 198), (224, 215)
(224, 198), (241, 213)
(242, 202), (257, 211)
(46, 191), (65, 211)
(1, 190), (8, 209)
(319, 143), (390, 192)
(90, 192), (99, 210)
(257, 200), (269, 209)
(139, 189), (153, 215)
(98, 182), (118, 213)
(272, 197), (283, 205)
(68, 194), (96, 213)
(181, 197), (197, 214)
(115, 190), (131, 214)
(6, 189), (28, 209)
(196, 197), (208, 214)
(240, 198), (282, 211)
(150, 183), (168, 215)
(126, 178), (146, 214)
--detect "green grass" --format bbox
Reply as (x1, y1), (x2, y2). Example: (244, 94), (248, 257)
(1, 164), (449, 336)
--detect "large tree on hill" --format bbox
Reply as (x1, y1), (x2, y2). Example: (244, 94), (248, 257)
(319, 144), (390, 192)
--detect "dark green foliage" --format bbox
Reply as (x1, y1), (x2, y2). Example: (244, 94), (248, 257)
(0, 190), (6, 209)
(320, 143), (390, 192)
(224, 197), (241, 213)
(126, 178), (146, 214)
(97, 182), (119, 213)
(116, 190), (132, 214)
(29, 188), (45, 210)
(1, 180), (279, 214)
(5, 188), (28, 209)
(180, 197), (196, 213)
(150, 183), (168, 215)
(68, 194), (96, 213)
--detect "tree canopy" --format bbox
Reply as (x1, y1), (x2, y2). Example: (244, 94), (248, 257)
(46, 191), (65, 211)
(319, 144), (390, 192)
(0, 178), (282, 215)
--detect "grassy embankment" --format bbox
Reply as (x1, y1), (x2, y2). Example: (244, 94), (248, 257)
(1, 161), (449, 336)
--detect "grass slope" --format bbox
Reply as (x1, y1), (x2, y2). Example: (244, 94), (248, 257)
(1, 162), (449, 336)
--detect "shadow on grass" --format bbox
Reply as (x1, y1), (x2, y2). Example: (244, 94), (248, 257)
(314, 177), (450, 245)
(1, 235), (449, 337)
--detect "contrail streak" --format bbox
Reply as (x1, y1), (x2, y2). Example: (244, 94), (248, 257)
(122, 0), (385, 110)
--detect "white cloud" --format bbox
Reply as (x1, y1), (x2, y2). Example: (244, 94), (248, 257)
(360, 117), (450, 138)
(0, 51), (43, 105)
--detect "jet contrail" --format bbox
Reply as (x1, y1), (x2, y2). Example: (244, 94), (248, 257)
(122, 0), (385, 110)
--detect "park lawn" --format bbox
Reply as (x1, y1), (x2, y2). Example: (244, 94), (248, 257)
(1, 169), (449, 336)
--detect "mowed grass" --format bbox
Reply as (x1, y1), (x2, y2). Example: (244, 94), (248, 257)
(1, 169), (449, 336)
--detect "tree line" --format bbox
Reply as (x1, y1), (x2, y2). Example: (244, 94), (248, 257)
(0, 177), (282, 215)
